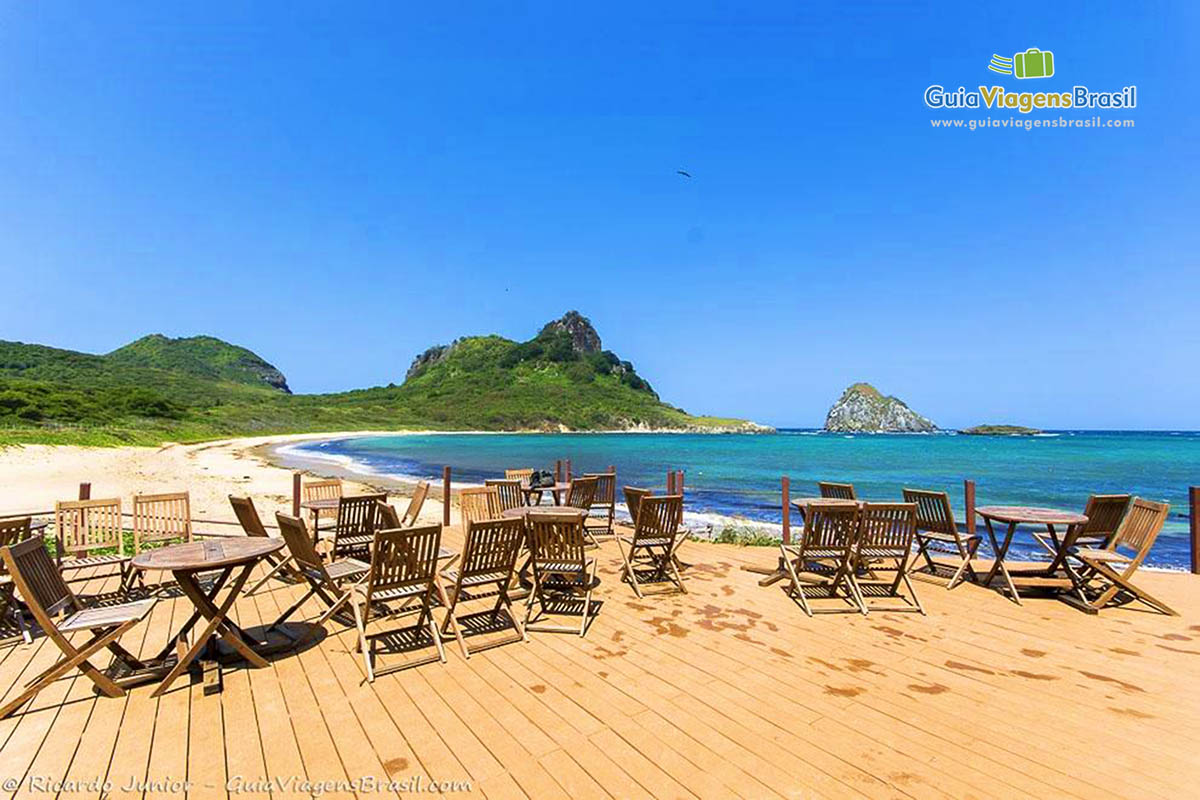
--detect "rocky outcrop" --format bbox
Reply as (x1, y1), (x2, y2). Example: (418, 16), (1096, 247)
(538, 310), (602, 354)
(824, 383), (936, 433)
(405, 339), (461, 381)
(959, 424), (1043, 436)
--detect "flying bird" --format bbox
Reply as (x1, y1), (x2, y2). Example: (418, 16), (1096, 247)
(676, 170), (692, 178)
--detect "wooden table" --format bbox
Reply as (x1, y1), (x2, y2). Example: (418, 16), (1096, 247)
(976, 505), (1089, 605)
(300, 498), (339, 542)
(521, 483), (571, 506)
(501, 505), (587, 520)
(133, 537), (284, 696)
(744, 498), (860, 586)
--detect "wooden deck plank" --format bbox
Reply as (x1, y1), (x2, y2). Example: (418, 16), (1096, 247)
(1, 523), (1198, 800)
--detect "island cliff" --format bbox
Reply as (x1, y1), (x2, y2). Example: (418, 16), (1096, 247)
(824, 383), (936, 433)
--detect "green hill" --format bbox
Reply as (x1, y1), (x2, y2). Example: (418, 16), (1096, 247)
(0, 312), (765, 445)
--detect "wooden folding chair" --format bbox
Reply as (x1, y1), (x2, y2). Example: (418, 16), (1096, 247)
(0, 537), (156, 718)
(623, 486), (652, 527)
(460, 487), (500, 528)
(440, 517), (527, 658)
(616, 495), (688, 597)
(330, 494), (387, 560)
(268, 513), (369, 645)
(903, 488), (980, 589)
(780, 501), (863, 616)
(818, 482), (858, 500)
(352, 524), (451, 680)
(302, 478), (342, 529)
(0, 518), (33, 644)
(132, 492), (192, 553)
(583, 471), (617, 541)
(565, 476), (599, 511)
(851, 502), (924, 615)
(55, 498), (131, 587)
(505, 468), (534, 486)
(1066, 498), (1175, 615)
(232, 496), (301, 595)
(485, 479), (526, 513)
(523, 511), (598, 636)
(401, 481), (430, 525)
(1033, 494), (1130, 563)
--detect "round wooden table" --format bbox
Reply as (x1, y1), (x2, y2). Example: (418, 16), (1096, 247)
(300, 498), (340, 541)
(133, 537), (284, 697)
(501, 505), (587, 520)
(975, 506), (1089, 605)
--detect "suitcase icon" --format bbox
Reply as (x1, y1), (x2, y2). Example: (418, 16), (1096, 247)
(1014, 48), (1054, 79)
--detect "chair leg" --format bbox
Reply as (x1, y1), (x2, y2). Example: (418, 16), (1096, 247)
(247, 556), (296, 596)
(2, 622), (135, 719)
(616, 539), (642, 598)
(780, 546), (812, 617)
(351, 594), (373, 681)
(580, 560), (597, 637)
(436, 580), (468, 660)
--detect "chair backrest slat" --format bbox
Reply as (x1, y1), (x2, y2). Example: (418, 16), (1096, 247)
(623, 487), (653, 527)
(798, 502), (860, 562)
(1077, 494), (1131, 544)
(902, 488), (958, 537)
(632, 495), (683, 545)
(132, 492), (191, 552)
(565, 476), (599, 510)
(55, 498), (123, 558)
(857, 502), (918, 552)
(819, 482), (858, 501)
(303, 479), (343, 503)
(402, 481), (430, 526)
(377, 501), (403, 530)
(485, 479), (525, 512)
(335, 494), (385, 537)
(1111, 498), (1169, 563)
(0, 518), (32, 579)
(460, 487), (500, 527)
(505, 468), (534, 487)
(229, 496), (269, 538)
(528, 512), (586, 568)
(584, 473), (616, 507)
(367, 525), (442, 601)
(460, 518), (525, 582)
(275, 513), (331, 582)
(1, 537), (75, 619)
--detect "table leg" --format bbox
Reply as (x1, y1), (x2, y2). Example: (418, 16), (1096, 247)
(152, 564), (266, 697)
(154, 567), (233, 661)
(981, 519), (1021, 605)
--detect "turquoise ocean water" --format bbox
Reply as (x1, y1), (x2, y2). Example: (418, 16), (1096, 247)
(281, 430), (1199, 569)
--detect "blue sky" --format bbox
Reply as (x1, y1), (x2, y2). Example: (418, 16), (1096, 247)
(1, 2), (1196, 429)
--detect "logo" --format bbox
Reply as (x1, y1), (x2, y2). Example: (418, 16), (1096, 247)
(989, 48), (1055, 79)
(924, 48), (1137, 115)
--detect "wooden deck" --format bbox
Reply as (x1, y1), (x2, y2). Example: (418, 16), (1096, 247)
(3, 527), (1199, 799)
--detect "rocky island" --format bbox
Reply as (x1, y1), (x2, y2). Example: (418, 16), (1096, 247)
(824, 383), (936, 433)
(959, 424), (1044, 436)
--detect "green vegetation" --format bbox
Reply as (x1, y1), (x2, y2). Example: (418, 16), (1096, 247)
(959, 424), (1044, 436)
(711, 523), (781, 547)
(0, 315), (764, 446)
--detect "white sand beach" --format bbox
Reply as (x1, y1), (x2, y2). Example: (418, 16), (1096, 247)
(0, 432), (448, 527)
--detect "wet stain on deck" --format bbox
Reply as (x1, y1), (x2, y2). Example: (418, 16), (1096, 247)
(1110, 707), (1154, 719)
(945, 660), (995, 675)
(1011, 670), (1057, 681)
(1020, 649), (1046, 658)
(383, 758), (409, 774)
(1079, 671), (1144, 693)
(824, 685), (865, 697)
(908, 683), (949, 695)
(530, 684), (546, 694)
